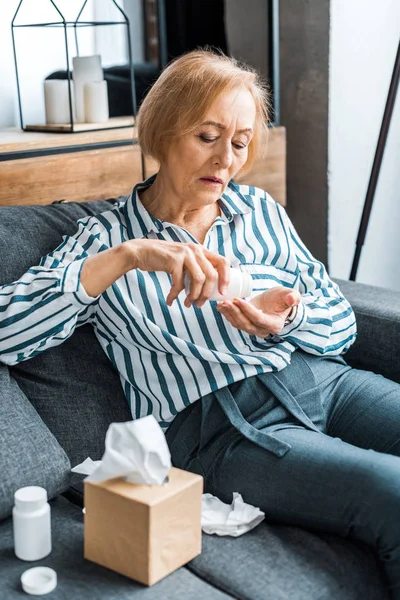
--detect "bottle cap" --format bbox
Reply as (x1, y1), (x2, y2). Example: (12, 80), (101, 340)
(14, 487), (47, 512)
(21, 567), (57, 595)
(240, 272), (253, 298)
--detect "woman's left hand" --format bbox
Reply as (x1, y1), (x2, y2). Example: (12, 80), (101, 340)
(216, 286), (301, 337)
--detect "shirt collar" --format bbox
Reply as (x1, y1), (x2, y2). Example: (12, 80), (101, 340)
(122, 175), (256, 239)
(218, 180), (255, 223)
(122, 174), (164, 239)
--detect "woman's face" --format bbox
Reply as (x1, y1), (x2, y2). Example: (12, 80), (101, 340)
(161, 86), (256, 206)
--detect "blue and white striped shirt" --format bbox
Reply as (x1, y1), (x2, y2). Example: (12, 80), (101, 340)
(0, 178), (357, 428)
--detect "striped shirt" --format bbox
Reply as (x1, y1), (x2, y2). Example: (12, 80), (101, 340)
(0, 177), (357, 429)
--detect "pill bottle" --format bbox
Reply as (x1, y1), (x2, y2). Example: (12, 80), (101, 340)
(184, 268), (252, 301)
(13, 486), (52, 561)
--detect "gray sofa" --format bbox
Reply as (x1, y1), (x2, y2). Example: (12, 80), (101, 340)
(1, 198), (399, 599)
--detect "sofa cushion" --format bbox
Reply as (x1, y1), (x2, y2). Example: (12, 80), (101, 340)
(0, 201), (131, 468)
(189, 521), (389, 600)
(0, 496), (234, 600)
(0, 363), (71, 521)
(11, 325), (132, 468)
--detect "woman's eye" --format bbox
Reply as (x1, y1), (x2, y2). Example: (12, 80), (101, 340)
(198, 135), (247, 149)
(233, 143), (246, 150)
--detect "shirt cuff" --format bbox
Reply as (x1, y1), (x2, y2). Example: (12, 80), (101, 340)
(58, 258), (100, 306)
(278, 300), (307, 337)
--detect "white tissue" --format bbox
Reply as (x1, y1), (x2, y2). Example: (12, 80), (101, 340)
(71, 416), (171, 485)
(71, 457), (102, 475)
(201, 492), (265, 537)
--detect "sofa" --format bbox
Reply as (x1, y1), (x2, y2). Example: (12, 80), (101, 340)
(1, 197), (399, 599)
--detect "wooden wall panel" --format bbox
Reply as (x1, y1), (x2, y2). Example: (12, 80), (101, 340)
(235, 126), (286, 206)
(0, 145), (142, 206)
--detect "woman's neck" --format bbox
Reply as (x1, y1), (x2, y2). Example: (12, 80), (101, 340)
(139, 173), (220, 234)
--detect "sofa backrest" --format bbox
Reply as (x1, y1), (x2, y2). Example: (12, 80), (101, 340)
(0, 201), (132, 471)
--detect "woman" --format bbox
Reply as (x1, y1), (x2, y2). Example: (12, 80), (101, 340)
(1, 50), (400, 596)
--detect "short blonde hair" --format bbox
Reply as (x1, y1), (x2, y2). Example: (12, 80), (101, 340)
(137, 49), (270, 175)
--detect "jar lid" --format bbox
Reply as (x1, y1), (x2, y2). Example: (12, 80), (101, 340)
(21, 567), (57, 596)
(14, 487), (47, 512)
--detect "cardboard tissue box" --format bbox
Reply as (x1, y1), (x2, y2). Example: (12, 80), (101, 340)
(84, 467), (203, 585)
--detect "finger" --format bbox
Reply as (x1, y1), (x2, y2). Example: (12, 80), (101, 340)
(263, 287), (301, 313)
(284, 290), (301, 308)
(232, 298), (270, 325)
(182, 246), (215, 307)
(232, 298), (282, 335)
(216, 303), (236, 326)
(219, 301), (259, 333)
(190, 251), (219, 307)
(168, 248), (204, 307)
(204, 250), (231, 294)
(166, 266), (186, 306)
(218, 302), (272, 337)
(217, 302), (249, 330)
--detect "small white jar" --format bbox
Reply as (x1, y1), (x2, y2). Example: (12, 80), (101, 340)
(13, 486), (52, 561)
(184, 268), (253, 301)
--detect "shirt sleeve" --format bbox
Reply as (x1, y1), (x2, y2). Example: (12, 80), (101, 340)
(0, 217), (108, 366)
(274, 204), (357, 356)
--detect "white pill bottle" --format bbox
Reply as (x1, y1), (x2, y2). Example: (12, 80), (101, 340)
(13, 486), (52, 561)
(184, 267), (253, 301)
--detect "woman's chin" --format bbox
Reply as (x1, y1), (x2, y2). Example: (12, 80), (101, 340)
(196, 180), (225, 200)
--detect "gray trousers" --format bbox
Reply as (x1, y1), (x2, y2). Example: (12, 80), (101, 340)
(166, 350), (400, 598)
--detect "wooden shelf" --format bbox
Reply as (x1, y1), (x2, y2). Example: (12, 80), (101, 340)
(0, 122), (136, 154)
(24, 115), (134, 133)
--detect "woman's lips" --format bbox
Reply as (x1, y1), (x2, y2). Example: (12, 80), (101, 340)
(200, 177), (223, 186)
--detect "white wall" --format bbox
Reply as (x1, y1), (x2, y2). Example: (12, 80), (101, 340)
(94, 0), (133, 67)
(329, 0), (400, 290)
(0, 1), (25, 127)
(123, 0), (145, 63)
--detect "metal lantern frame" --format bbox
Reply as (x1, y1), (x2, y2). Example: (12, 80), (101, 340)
(11, 0), (137, 133)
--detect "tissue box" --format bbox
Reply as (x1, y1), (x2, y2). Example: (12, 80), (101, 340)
(84, 467), (203, 586)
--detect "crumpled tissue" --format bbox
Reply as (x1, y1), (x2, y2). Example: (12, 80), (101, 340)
(72, 415), (171, 485)
(71, 457), (102, 475)
(201, 492), (265, 537)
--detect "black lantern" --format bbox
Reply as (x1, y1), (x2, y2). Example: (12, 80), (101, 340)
(11, 0), (137, 133)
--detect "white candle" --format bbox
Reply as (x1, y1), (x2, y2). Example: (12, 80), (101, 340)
(72, 55), (103, 123)
(43, 80), (74, 125)
(84, 80), (109, 123)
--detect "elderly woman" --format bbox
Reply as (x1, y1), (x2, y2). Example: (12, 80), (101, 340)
(1, 50), (400, 596)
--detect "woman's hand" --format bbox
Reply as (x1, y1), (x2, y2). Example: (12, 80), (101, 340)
(217, 286), (301, 337)
(125, 239), (230, 307)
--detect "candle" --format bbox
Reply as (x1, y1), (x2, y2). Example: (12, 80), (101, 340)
(43, 80), (74, 125)
(72, 55), (103, 123)
(84, 80), (109, 123)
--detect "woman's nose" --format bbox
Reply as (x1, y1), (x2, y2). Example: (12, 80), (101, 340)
(214, 143), (233, 168)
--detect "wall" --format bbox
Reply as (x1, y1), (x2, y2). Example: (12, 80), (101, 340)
(93, 0), (130, 67)
(0, 1), (27, 127)
(329, 0), (400, 289)
(280, 0), (330, 265)
(123, 0), (145, 63)
(224, 0), (269, 79)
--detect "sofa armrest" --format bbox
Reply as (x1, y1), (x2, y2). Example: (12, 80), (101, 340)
(334, 278), (400, 384)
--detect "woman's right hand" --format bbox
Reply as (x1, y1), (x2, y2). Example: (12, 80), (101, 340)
(125, 239), (230, 307)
